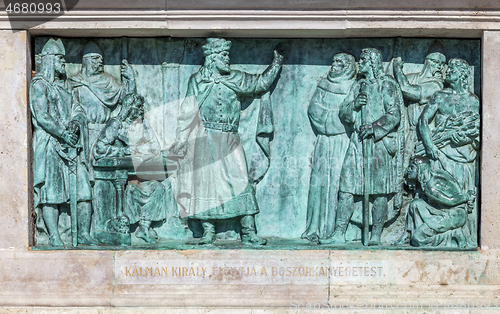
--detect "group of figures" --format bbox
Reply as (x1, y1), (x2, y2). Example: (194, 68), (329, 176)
(30, 37), (479, 249)
(302, 46), (479, 248)
(30, 38), (159, 246)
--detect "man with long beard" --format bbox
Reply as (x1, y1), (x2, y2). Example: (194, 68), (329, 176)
(321, 48), (404, 246)
(70, 41), (137, 146)
(70, 41), (137, 234)
(171, 38), (283, 245)
(392, 50), (446, 167)
(302, 53), (356, 243)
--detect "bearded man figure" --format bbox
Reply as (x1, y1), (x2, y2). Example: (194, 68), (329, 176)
(70, 41), (137, 146)
(302, 53), (357, 243)
(321, 48), (404, 246)
(30, 39), (96, 246)
(392, 49), (446, 168)
(70, 41), (137, 234)
(171, 38), (284, 245)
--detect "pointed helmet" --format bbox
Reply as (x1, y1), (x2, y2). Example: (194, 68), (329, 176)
(40, 38), (65, 56)
(82, 41), (103, 58)
(426, 40), (447, 60)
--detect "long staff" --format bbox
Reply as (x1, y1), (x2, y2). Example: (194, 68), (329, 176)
(67, 146), (78, 247)
(360, 82), (371, 246)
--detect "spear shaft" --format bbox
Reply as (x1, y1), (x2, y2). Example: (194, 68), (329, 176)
(360, 81), (371, 246)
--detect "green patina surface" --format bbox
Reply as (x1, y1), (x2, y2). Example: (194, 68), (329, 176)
(30, 37), (481, 250)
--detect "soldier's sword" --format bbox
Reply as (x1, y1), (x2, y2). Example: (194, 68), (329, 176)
(67, 146), (79, 247)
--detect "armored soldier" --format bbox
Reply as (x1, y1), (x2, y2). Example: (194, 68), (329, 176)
(30, 39), (95, 246)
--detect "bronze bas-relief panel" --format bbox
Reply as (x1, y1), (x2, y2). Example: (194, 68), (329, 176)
(30, 37), (481, 250)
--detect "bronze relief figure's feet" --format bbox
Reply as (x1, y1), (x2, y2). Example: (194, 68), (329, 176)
(302, 233), (320, 244)
(149, 227), (159, 241)
(136, 226), (157, 244)
(240, 215), (266, 245)
(199, 221), (216, 245)
(49, 235), (64, 247)
(242, 233), (267, 246)
(319, 231), (345, 245)
(367, 234), (381, 246)
(77, 233), (99, 246)
(198, 231), (216, 245)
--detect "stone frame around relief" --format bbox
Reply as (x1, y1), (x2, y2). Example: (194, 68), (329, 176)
(0, 7), (498, 305)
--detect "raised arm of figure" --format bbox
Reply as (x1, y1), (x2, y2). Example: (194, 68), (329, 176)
(392, 58), (422, 102)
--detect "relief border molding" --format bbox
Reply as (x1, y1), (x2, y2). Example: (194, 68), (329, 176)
(0, 9), (500, 37)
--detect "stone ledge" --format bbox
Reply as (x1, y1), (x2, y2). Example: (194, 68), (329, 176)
(1, 9), (500, 37)
(3, 0), (500, 11)
(0, 249), (498, 307)
(166, 0), (500, 11)
(0, 309), (486, 314)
